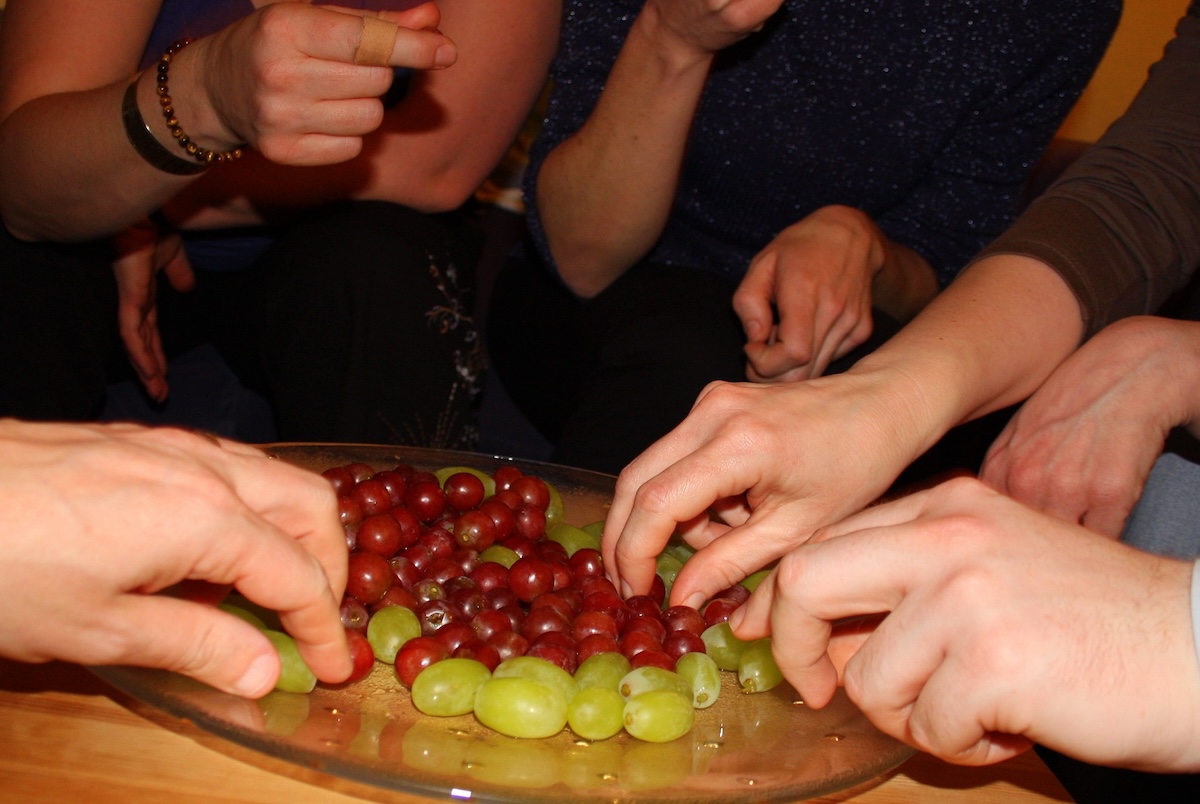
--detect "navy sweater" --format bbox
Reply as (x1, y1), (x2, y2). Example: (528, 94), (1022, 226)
(525, 0), (1121, 287)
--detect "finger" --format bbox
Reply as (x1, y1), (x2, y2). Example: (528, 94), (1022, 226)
(731, 261), (777, 345)
(354, 15), (455, 69)
(668, 518), (802, 609)
(104, 594), (284, 697)
(728, 566), (778, 639)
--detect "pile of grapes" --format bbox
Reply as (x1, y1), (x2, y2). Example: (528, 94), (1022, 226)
(239, 460), (782, 744)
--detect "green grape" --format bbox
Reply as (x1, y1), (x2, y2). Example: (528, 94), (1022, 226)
(544, 481), (565, 528)
(655, 552), (684, 595)
(220, 602), (267, 630)
(674, 651), (721, 709)
(366, 605), (421, 664)
(581, 520), (605, 541)
(492, 655), (579, 704)
(618, 666), (692, 703)
(740, 568), (772, 593)
(478, 544), (520, 568)
(474, 677), (567, 739)
(622, 689), (694, 743)
(701, 622), (751, 671)
(738, 637), (784, 694)
(566, 686), (626, 740)
(663, 543), (696, 566)
(546, 523), (600, 556)
(574, 651), (631, 692)
(263, 629), (317, 693)
(434, 465), (497, 498)
(411, 657), (492, 716)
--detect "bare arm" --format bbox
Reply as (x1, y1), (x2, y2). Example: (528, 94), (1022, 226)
(165, 0), (562, 229)
(0, 0), (453, 241)
(535, 0), (784, 298)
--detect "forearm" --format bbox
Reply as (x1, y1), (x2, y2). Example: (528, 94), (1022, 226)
(0, 71), (202, 242)
(536, 4), (713, 297)
(850, 253), (1085, 460)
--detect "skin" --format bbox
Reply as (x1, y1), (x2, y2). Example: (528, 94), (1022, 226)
(603, 253), (1083, 608)
(0, 0), (560, 401)
(535, 0), (938, 381)
(0, 419), (350, 698)
(981, 316), (1200, 537)
(729, 477), (1200, 772)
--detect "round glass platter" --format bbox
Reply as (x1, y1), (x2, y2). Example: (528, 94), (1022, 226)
(92, 443), (913, 803)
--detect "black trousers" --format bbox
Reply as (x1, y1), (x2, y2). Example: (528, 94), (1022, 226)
(0, 201), (483, 447)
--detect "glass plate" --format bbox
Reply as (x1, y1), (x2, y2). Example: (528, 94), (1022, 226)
(92, 443), (912, 803)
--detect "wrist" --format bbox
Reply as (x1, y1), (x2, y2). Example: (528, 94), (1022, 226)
(634, 2), (718, 76)
(156, 39), (246, 161)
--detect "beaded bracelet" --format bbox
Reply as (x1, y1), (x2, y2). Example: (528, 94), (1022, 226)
(122, 79), (207, 175)
(155, 38), (245, 167)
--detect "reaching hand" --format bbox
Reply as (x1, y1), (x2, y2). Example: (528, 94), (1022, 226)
(112, 221), (196, 404)
(602, 367), (928, 608)
(0, 420), (350, 697)
(735, 205), (882, 382)
(981, 316), (1200, 536)
(732, 477), (1200, 771)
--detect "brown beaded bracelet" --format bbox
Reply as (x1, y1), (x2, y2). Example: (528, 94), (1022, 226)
(156, 38), (245, 167)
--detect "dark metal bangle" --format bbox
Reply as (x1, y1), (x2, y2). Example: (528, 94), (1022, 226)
(122, 78), (207, 175)
(156, 39), (244, 167)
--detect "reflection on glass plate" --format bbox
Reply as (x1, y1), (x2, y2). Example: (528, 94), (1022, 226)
(93, 444), (912, 803)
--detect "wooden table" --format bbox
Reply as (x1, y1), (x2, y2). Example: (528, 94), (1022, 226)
(0, 659), (1070, 803)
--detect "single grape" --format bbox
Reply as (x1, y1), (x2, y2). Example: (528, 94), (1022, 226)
(436, 466), (495, 503)
(545, 523), (599, 557)
(700, 622), (751, 671)
(344, 628), (376, 683)
(674, 651), (721, 709)
(574, 651), (631, 692)
(219, 602), (267, 630)
(618, 666), (692, 702)
(366, 604), (422, 663)
(492, 655), (579, 705)
(622, 689), (694, 743)
(411, 657), (492, 716)
(474, 677), (567, 739)
(738, 637), (784, 694)
(395, 635), (451, 687)
(655, 552), (685, 595)
(263, 629), (317, 693)
(567, 686), (626, 741)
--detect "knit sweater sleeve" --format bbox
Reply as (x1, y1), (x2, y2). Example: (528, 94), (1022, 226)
(970, 2), (1200, 338)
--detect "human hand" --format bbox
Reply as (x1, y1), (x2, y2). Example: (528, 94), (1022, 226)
(735, 205), (882, 382)
(731, 476), (1200, 771)
(980, 316), (1200, 536)
(112, 221), (196, 404)
(188, 2), (457, 166)
(642, 0), (785, 58)
(0, 420), (350, 697)
(603, 367), (927, 608)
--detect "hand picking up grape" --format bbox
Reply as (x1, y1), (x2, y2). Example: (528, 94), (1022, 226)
(229, 458), (785, 743)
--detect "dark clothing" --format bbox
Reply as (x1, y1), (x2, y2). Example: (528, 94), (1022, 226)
(974, 1), (1200, 338)
(489, 0), (1119, 474)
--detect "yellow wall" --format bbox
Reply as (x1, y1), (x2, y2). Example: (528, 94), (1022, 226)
(1057, 0), (1192, 142)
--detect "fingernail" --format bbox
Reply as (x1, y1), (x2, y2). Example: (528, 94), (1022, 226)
(727, 607), (744, 632)
(434, 44), (457, 67)
(233, 654), (275, 698)
(620, 580), (634, 600)
(683, 592), (705, 611)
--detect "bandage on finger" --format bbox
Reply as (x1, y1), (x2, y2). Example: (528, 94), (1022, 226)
(353, 16), (399, 66)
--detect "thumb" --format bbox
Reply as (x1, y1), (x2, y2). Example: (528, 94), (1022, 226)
(109, 595), (283, 698)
